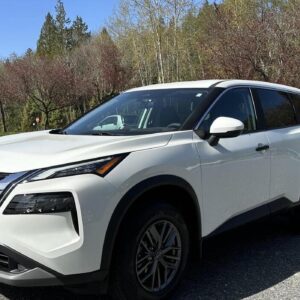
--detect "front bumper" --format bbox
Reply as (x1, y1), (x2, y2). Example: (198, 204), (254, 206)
(0, 173), (120, 285)
(0, 268), (60, 287)
(0, 245), (108, 288)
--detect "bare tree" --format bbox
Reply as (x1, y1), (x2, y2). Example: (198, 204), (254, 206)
(196, 0), (300, 86)
(0, 61), (25, 132)
(6, 55), (78, 129)
(71, 30), (127, 104)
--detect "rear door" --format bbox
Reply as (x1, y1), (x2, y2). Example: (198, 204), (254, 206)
(253, 89), (300, 208)
(195, 87), (271, 235)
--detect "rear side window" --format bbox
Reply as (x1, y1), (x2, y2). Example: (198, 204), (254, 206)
(289, 93), (300, 123)
(255, 89), (296, 129)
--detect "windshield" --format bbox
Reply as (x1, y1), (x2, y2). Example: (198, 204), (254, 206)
(64, 88), (209, 136)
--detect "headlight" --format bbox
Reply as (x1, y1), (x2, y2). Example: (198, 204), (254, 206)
(4, 192), (75, 214)
(3, 192), (79, 233)
(25, 155), (126, 182)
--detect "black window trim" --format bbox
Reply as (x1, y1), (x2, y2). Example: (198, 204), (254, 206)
(195, 86), (261, 135)
(251, 87), (299, 131)
(287, 92), (300, 124)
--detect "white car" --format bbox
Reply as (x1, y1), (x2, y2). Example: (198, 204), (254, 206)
(93, 115), (124, 131)
(0, 79), (299, 299)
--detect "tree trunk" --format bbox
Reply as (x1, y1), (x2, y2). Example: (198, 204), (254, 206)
(44, 111), (50, 130)
(0, 101), (7, 133)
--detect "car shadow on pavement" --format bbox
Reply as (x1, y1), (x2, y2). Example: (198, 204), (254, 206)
(0, 215), (300, 300)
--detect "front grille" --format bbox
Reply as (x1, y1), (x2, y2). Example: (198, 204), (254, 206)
(0, 252), (17, 272)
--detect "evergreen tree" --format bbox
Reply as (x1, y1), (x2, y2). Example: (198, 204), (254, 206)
(36, 13), (60, 57)
(70, 16), (91, 49)
(37, 1), (91, 56)
(55, 0), (71, 53)
(55, 0), (70, 32)
(25, 48), (34, 57)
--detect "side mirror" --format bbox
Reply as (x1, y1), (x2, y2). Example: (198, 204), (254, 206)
(208, 117), (244, 146)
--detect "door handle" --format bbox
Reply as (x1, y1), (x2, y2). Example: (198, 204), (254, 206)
(256, 144), (270, 152)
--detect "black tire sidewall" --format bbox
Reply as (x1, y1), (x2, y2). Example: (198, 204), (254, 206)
(111, 202), (190, 300)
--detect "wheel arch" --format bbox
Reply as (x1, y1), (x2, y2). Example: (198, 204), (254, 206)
(100, 175), (202, 272)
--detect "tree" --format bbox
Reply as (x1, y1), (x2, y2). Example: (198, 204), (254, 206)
(55, 0), (71, 53)
(71, 29), (128, 104)
(177, 0), (299, 86)
(37, 1), (91, 57)
(0, 61), (25, 132)
(93, 29), (127, 101)
(0, 65), (9, 132)
(7, 56), (79, 129)
(1, 0), (300, 135)
(70, 16), (91, 49)
(36, 13), (60, 57)
(109, 0), (194, 85)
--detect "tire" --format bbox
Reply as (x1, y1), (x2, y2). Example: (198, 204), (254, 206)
(109, 202), (190, 300)
(290, 205), (300, 231)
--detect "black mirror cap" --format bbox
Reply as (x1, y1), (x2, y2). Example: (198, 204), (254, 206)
(208, 129), (243, 146)
(213, 129), (243, 139)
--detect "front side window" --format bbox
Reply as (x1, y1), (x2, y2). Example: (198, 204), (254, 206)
(255, 89), (297, 129)
(200, 88), (257, 133)
(64, 89), (209, 136)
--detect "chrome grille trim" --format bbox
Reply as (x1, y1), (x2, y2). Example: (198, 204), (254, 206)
(0, 172), (29, 206)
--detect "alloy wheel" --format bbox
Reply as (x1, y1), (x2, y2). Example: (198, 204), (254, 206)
(135, 220), (182, 293)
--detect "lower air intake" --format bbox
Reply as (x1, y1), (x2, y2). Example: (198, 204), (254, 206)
(0, 252), (18, 272)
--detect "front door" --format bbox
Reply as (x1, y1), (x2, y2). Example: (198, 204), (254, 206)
(195, 88), (270, 236)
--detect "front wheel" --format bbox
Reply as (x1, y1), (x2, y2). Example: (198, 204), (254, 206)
(109, 203), (190, 300)
(290, 205), (300, 231)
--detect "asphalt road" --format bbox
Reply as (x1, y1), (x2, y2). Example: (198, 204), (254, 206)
(1, 215), (300, 300)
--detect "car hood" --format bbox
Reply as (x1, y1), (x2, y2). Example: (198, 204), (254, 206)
(0, 131), (172, 173)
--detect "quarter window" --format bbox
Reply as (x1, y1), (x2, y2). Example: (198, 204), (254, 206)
(200, 88), (257, 133)
(255, 89), (296, 129)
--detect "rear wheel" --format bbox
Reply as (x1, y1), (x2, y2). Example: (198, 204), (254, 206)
(109, 203), (190, 300)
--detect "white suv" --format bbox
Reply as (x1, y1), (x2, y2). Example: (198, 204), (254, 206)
(0, 80), (299, 299)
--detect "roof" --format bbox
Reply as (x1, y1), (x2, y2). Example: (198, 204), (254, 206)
(218, 80), (300, 94)
(126, 79), (300, 94)
(125, 80), (221, 92)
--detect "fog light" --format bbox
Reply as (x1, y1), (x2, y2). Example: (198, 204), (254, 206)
(17, 264), (27, 272)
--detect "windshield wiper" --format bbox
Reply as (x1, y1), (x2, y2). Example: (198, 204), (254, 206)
(49, 128), (67, 135)
(90, 131), (116, 136)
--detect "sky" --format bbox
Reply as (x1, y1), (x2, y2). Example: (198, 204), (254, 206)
(0, 0), (120, 59)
